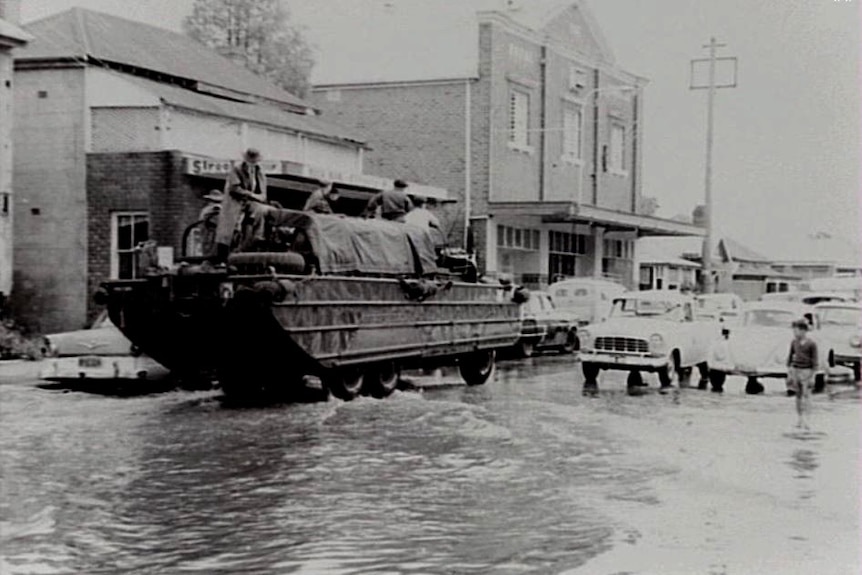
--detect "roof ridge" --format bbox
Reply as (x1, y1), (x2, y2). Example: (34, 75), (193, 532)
(72, 7), (91, 55)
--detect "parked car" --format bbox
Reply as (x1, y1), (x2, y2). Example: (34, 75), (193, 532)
(706, 302), (832, 394)
(578, 290), (721, 392)
(40, 312), (169, 382)
(760, 291), (852, 306)
(694, 293), (744, 322)
(802, 277), (861, 302)
(514, 291), (580, 357)
(548, 278), (627, 326)
(813, 301), (862, 381)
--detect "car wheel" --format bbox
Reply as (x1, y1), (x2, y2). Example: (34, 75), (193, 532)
(696, 362), (710, 389)
(366, 362), (400, 399)
(516, 339), (535, 359)
(828, 351), (836, 368)
(560, 331), (578, 354)
(708, 369), (725, 393)
(745, 376), (764, 395)
(582, 362), (599, 383)
(626, 370), (644, 388)
(813, 372), (826, 394)
(854, 362), (861, 383)
(324, 368), (365, 401)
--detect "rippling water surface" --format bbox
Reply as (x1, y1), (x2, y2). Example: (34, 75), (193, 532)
(1, 359), (858, 574)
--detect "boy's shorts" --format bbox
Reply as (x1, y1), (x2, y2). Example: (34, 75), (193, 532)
(787, 367), (815, 394)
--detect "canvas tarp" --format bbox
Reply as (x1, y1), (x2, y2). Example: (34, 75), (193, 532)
(267, 209), (438, 276)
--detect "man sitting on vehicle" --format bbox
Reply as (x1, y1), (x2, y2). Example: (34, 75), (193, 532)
(303, 179), (341, 214)
(215, 148), (276, 258)
(362, 179), (414, 222)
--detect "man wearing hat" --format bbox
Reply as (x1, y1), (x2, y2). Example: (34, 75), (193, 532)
(303, 179), (341, 214)
(363, 178), (414, 222)
(198, 190), (223, 257)
(216, 148), (272, 257)
(786, 317), (819, 429)
(405, 195), (445, 245)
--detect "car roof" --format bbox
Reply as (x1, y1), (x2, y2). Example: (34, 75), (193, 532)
(616, 290), (693, 303)
(743, 301), (813, 314)
(696, 293), (739, 301)
(813, 301), (862, 310)
(550, 278), (626, 290)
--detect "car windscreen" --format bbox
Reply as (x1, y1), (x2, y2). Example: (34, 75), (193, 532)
(742, 309), (796, 327)
(611, 298), (681, 318)
(817, 307), (861, 326)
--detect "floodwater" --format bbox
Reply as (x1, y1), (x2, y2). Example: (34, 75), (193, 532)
(0, 357), (859, 574)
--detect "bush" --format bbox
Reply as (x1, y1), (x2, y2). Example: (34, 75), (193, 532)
(0, 320), (46, 360)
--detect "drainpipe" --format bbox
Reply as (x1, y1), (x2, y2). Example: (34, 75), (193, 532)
(538, 45), (548, 202)
(630, 89), (639, 213)
(591, 68), (600, 205)
(463, 79), (472, 249)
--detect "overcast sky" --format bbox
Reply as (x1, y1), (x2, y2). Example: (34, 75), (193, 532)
(20, 0), (860, 257)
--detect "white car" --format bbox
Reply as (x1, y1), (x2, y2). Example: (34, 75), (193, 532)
(707, 302), (831, 394)
(40, 313), (169, 383)
(694, 293), (744, 322)
(548, 278), (627, 326)
(813, 301), (862, 381)
(514, 291), (580, 357)
(578, 291), (722, 393)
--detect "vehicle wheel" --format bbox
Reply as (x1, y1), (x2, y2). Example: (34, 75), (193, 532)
(828, 351), (835, 368)
(459, 350), (495, 386)
(854, 362), (861, 383)
(708, 370), (726, 393)
(582, 362), (599, 382)
(560, 331), (578, 354)
(324, 367), (365, 401)
(367, 362), (400, 399)
(678, 366), (693, 388)
(626, 370), (644, 388)
(696, 362), (710, 390)
(516, 339), (535, 359)
(658, 352), (680, 388)
(745, 376), (764, 395)
(813, 373), (826, 394)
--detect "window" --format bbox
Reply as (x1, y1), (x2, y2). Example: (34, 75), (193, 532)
(508, 89), (530, 150)
(609, 123), (626, 173)
(562, 106), (582, 162)
(549, 231), (588, 279)
(111, 212), (149, 279)
(498, 225), (539, 251)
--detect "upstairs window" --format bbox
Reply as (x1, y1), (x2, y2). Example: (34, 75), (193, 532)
(508, 89), (530, 150)
(609, 123), (626, 173)
(562, 106), (583, 161)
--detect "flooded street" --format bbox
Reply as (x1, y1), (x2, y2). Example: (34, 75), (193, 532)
(1, 358), (859, 574)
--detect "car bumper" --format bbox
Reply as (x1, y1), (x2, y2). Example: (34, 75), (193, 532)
(709, 362), (798, 378)
(580, 351), (667, 371)
(39, 356), (169, 381)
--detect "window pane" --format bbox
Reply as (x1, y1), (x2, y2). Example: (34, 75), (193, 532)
(514, 228), (522, 248)
(117, 216), (133, 250)
(506, 227), (514, 247)
(119, 252), (135, 280)
(497, 225), (505, 246)
(133, 217), (149, 245)
(533, 230), (540, 250)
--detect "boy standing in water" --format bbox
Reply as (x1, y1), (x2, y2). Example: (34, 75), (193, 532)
(786, 318), (819, 429)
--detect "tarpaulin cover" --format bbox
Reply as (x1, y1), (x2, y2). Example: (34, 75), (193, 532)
(267, 209), (438, 276)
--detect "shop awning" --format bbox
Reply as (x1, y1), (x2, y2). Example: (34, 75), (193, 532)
(490, 201), (704, 237)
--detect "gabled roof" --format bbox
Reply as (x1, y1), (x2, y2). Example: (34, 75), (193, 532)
(116, 73), (365, 146)
(718, 238), (771, 263)
(302, 0), (618, 86)
(17, 8), (308, 109)
(0, 18), (31, 46)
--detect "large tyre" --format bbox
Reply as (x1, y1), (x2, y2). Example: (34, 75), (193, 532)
(745, 376), (764, 395)
(324, 367), (365, 401)
(516, 339), (535, 359)
(227, 251), (306, 274)
(366, 362), (400, 399)
(854, 362), (861, 383)
(459, 350), (495, 386)
(626, 370), (644, 388)
(708, 370), (726, 393)
(582, 362), (600, 382)
(560, 331), (578, 354)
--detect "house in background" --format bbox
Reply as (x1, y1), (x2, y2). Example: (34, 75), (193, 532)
(13, 8), (446, 333)
(0, 0), (29, 314)
(769, 232), (862, 280)
(307, 0), (702, 291)
(637, 236), (797, 300)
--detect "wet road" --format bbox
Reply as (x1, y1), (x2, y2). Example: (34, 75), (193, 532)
(1, 357), (859, 574)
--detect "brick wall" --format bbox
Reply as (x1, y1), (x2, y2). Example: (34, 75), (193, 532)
(86, 150), (202, 322)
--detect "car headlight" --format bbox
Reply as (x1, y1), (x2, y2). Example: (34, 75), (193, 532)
(578, 329), (592, 347)
(42, 337), (58, 358)
(649, 334), (666, 354)
(850, 335), (861, 348)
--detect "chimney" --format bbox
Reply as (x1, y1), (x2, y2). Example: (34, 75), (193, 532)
(0, 0), (21, 24)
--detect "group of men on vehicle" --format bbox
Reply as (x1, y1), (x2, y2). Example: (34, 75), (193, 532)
(198, 147), (443, 261)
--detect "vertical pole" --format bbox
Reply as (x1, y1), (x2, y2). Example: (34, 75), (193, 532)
(464, 79), (472, 249)
(702, 37), (718, 294)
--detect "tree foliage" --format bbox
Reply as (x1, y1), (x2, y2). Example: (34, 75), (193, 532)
(184, 0), (314, 97)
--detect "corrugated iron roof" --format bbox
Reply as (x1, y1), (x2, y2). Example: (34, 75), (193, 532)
(117, 73), (366, 145)
(17, 7), (308, 108)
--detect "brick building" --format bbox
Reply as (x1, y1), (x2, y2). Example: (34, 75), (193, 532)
(0, 0), (29, 310)
(309, 0), (702, 290)
(13, 8), (446, 333)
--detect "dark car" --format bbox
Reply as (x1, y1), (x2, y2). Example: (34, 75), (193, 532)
(514, 291), (580, 358)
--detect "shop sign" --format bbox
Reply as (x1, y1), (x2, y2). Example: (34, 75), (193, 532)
(183, 154), (282, 176)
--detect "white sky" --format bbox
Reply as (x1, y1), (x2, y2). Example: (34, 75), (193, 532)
(20, 0), (861, 258)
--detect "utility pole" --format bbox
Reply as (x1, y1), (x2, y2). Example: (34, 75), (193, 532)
(690, 38), (737, 294)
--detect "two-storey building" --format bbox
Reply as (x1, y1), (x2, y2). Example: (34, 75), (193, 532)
(310, 0), (702, 291)
(13, 8), (447, 332)
(0, 0), (29, 313)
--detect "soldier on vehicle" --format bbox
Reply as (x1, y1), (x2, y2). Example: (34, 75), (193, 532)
(363, 179), (414, 222)
(303, 179), (341, 214)
(215, 147), (274, 259)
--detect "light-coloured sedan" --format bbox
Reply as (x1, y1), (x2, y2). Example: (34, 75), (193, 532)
(814, 301), (861, 381)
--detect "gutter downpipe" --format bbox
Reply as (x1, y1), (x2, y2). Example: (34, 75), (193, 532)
(464, 78), (472, 249)
(538, 44), (548, 202)
(591, 68), (600, 205)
